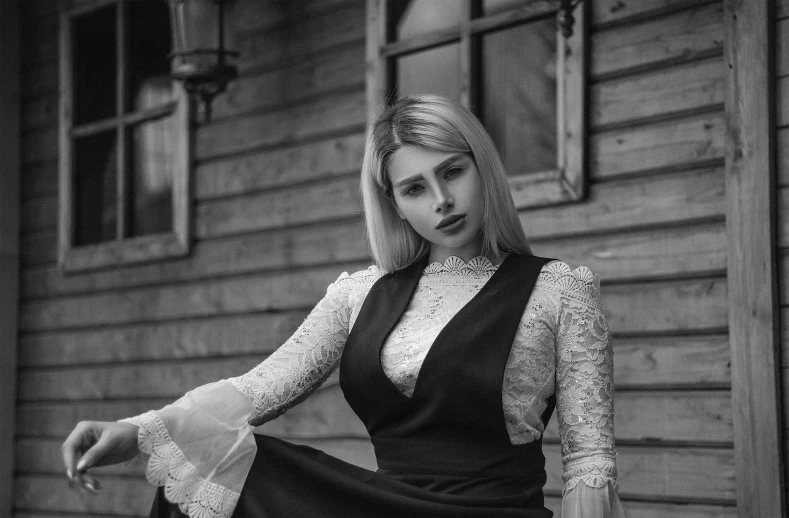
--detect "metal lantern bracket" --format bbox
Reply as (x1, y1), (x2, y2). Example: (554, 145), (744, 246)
(558, 0), (583, 38)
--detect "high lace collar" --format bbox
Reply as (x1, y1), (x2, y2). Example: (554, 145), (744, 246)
(422, 255), (500, 276)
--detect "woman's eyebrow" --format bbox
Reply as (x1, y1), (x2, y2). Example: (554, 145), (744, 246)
(393, 154), (465, 187)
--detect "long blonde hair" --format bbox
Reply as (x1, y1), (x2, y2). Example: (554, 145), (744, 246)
(360, 95), (532, 272)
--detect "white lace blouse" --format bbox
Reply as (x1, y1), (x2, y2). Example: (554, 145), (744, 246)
(121, 257), (625, 518)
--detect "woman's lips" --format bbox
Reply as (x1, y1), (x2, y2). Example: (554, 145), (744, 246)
(436, 214), (466, 233)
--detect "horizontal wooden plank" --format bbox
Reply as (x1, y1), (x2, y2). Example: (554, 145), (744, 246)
(592, 56), (724, 128)
(522, 167), (725, 240)
(779, 187), (789, 247)
(604, 277), (728, 334)
(21, 127), (58, 168)
(196, 133), (365, 200)
(21, 62), (58, 101)
(196, 175), (361, 238)
(18, 356), (272, 402)
(544, 444), (735, 500)
(21, 219), (369, 299)
(21, 161), (57, 200)
(592, 0), (706, 27)
(19, 267), (725, 335)
(17, 400), (165, 438)
(195, 90), (366, 161)
(544, 390), (732, 443)
(544, 497), (737, 518)
(532, 219), (726, 281)
(16, 360), (732, 444)
(779, 18), (789, 77)
(20, 230), (57, 268)
(19, 262), (369, 331)
(19, 311), (309, 367)
(211, 42), (365, 121)
(22, 93), (56, 131)
(232, 2), (365, 74)
(778, 128), (789, 187)
(20, 194), (57, 233)
(591, 2), (723, 78)
(612, 334), (731, 387)
(228, 0), (356, 35)
(15, 474), (153, 516)
(225, 0), (286, 35)
(20, 207), (726, 301)
(591, 111), (725, 180)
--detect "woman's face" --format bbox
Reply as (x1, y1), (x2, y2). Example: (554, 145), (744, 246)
(388, 145), (485, 263)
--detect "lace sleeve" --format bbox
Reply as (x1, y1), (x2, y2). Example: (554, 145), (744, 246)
(119, 269), (370, 518)
(549, 262), (626, 517)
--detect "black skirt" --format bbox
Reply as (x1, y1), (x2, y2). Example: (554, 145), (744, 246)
(150, 434), (553, 518)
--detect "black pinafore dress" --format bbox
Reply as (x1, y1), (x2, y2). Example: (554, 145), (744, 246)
(151, 254), (555, 518)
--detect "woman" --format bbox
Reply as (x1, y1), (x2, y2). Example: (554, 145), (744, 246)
(62, 95), (625, 517)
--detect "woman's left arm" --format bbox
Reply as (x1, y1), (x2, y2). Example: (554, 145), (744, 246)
(554, 264), (626, 517)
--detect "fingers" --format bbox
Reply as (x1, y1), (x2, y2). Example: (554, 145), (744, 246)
(61, 421), (107, 495)
(62, 421), (93, 481)
(68, 470), (102, 494)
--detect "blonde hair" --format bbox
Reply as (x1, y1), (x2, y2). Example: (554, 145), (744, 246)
(361, 95), (533, 272)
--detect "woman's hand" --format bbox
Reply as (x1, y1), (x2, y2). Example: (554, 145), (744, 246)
(61, 421), (140, 493)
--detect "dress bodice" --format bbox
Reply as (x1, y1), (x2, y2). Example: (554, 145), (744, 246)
(340, 254), (553, 480)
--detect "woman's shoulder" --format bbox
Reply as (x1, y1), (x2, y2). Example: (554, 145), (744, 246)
(532, 258), (602, 310)
(326, 264), (386, 294)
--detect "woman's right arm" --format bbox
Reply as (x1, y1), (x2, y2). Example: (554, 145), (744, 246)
(61, 268), (375, 518)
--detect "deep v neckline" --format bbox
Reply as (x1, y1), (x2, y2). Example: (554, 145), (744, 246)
(377, 254), (513, 402)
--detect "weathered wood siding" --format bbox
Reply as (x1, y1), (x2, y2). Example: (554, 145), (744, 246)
(778, 0), (789, 506)
(13, 0), (743, 516)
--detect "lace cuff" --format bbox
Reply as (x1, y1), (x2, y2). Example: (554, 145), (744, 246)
(562, 454), (618, 493)
(119, 381), (257, 518)
(561, 478), (626, 518)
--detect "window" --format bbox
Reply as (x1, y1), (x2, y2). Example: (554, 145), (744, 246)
(59, 0), (191, 272)
(366, 0), (587, 208)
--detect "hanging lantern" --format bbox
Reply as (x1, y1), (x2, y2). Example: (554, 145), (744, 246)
(169, 0), (239, 121)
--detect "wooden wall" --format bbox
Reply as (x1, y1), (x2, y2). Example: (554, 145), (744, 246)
(12, 0), (747, 516)
(778, 0), (789, 506)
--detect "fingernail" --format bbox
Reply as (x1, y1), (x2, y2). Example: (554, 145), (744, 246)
(66, 469), (73, 479)
(85, 483), (97, 493)
(76, 459), (86, 471)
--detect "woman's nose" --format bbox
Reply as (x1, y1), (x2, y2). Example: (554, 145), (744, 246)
(433, 187), (454, 213)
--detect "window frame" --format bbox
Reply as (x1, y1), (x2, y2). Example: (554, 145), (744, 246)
(365, 0), (587, 209)
(58, 0), (191, 273)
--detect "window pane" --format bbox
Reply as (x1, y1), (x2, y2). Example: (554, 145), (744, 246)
(74, 131), (117, 245)
(72, 4), (117, 125)
(481, 19), (557, 176)
(127, 0), (174, 113)
(127, 116), (176, 237)
(391, 0), (462, 41)
(396, 43), (460, 102)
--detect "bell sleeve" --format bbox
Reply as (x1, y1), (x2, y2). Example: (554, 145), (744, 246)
(553, 265), (626, 517)
(118, 269), (366, 518)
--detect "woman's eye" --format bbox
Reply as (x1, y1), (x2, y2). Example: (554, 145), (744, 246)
(404, 184), (424, 196)
(445, 167), (463, 179)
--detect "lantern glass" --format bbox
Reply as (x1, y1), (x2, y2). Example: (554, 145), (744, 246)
(170, 0), (227, 78)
